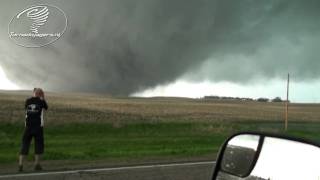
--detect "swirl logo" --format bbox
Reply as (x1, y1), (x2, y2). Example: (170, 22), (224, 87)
(17, 6), (49, 34)
(8, 4), (67, 48)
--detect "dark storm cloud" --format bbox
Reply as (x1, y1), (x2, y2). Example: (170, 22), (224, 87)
(0, 0), (319, 95)
(184, 0), (320, 83)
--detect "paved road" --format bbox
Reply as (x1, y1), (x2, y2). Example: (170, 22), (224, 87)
(0, 161), (215, 180)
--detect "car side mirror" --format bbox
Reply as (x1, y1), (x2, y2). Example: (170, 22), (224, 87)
(212, 132), (320, 180)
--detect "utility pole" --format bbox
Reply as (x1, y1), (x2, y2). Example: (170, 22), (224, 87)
(285, 73), (290, 131)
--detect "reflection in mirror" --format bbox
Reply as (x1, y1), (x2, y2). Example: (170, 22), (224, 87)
(250, 137), (320, 180)
(220, 135), (260, 177)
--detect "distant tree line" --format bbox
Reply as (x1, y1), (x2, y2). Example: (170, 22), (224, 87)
(203, 96), (288, 103)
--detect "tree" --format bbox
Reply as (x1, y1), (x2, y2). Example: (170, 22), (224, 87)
(257, 98), (269, 102)
(272, 97), (283, 102)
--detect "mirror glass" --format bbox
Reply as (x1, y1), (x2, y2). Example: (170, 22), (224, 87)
(220, 134), (260, 177)
(216, 135), (320, 180)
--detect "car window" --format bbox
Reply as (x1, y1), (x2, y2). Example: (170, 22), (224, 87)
(0, 1), (319, 179)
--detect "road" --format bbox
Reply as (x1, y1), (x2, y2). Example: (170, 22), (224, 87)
(0, 161), (215, 180)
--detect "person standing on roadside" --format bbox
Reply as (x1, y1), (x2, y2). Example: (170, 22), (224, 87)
(18, 88), (48, 172)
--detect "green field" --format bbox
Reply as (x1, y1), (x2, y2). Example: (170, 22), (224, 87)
(0, 91), (319, 173)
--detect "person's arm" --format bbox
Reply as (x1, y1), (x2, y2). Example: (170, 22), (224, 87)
(42, 99), (48, 110)
(24, 99), (28, 110)
(24, 99), (28, 127)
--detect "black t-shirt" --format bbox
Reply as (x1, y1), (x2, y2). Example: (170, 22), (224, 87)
(25, 97), (48, 128)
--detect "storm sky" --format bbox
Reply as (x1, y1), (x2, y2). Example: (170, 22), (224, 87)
(0, 0), (320, 102)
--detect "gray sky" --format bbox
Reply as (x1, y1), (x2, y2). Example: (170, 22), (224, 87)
(0, 0), (320, 102)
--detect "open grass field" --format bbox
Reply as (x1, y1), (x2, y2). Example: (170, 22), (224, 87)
(0, 90), (320, 173)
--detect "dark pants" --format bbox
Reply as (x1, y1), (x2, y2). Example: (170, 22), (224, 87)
(20, 127), (44, 155)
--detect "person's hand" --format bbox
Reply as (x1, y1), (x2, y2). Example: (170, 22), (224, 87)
(40, 90), (45, 100)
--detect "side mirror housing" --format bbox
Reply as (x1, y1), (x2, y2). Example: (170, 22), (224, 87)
(212, 132), (320, 180)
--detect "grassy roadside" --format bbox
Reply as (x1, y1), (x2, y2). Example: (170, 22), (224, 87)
(0, 122), (227, 165)
(0, 121), (319, 168)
